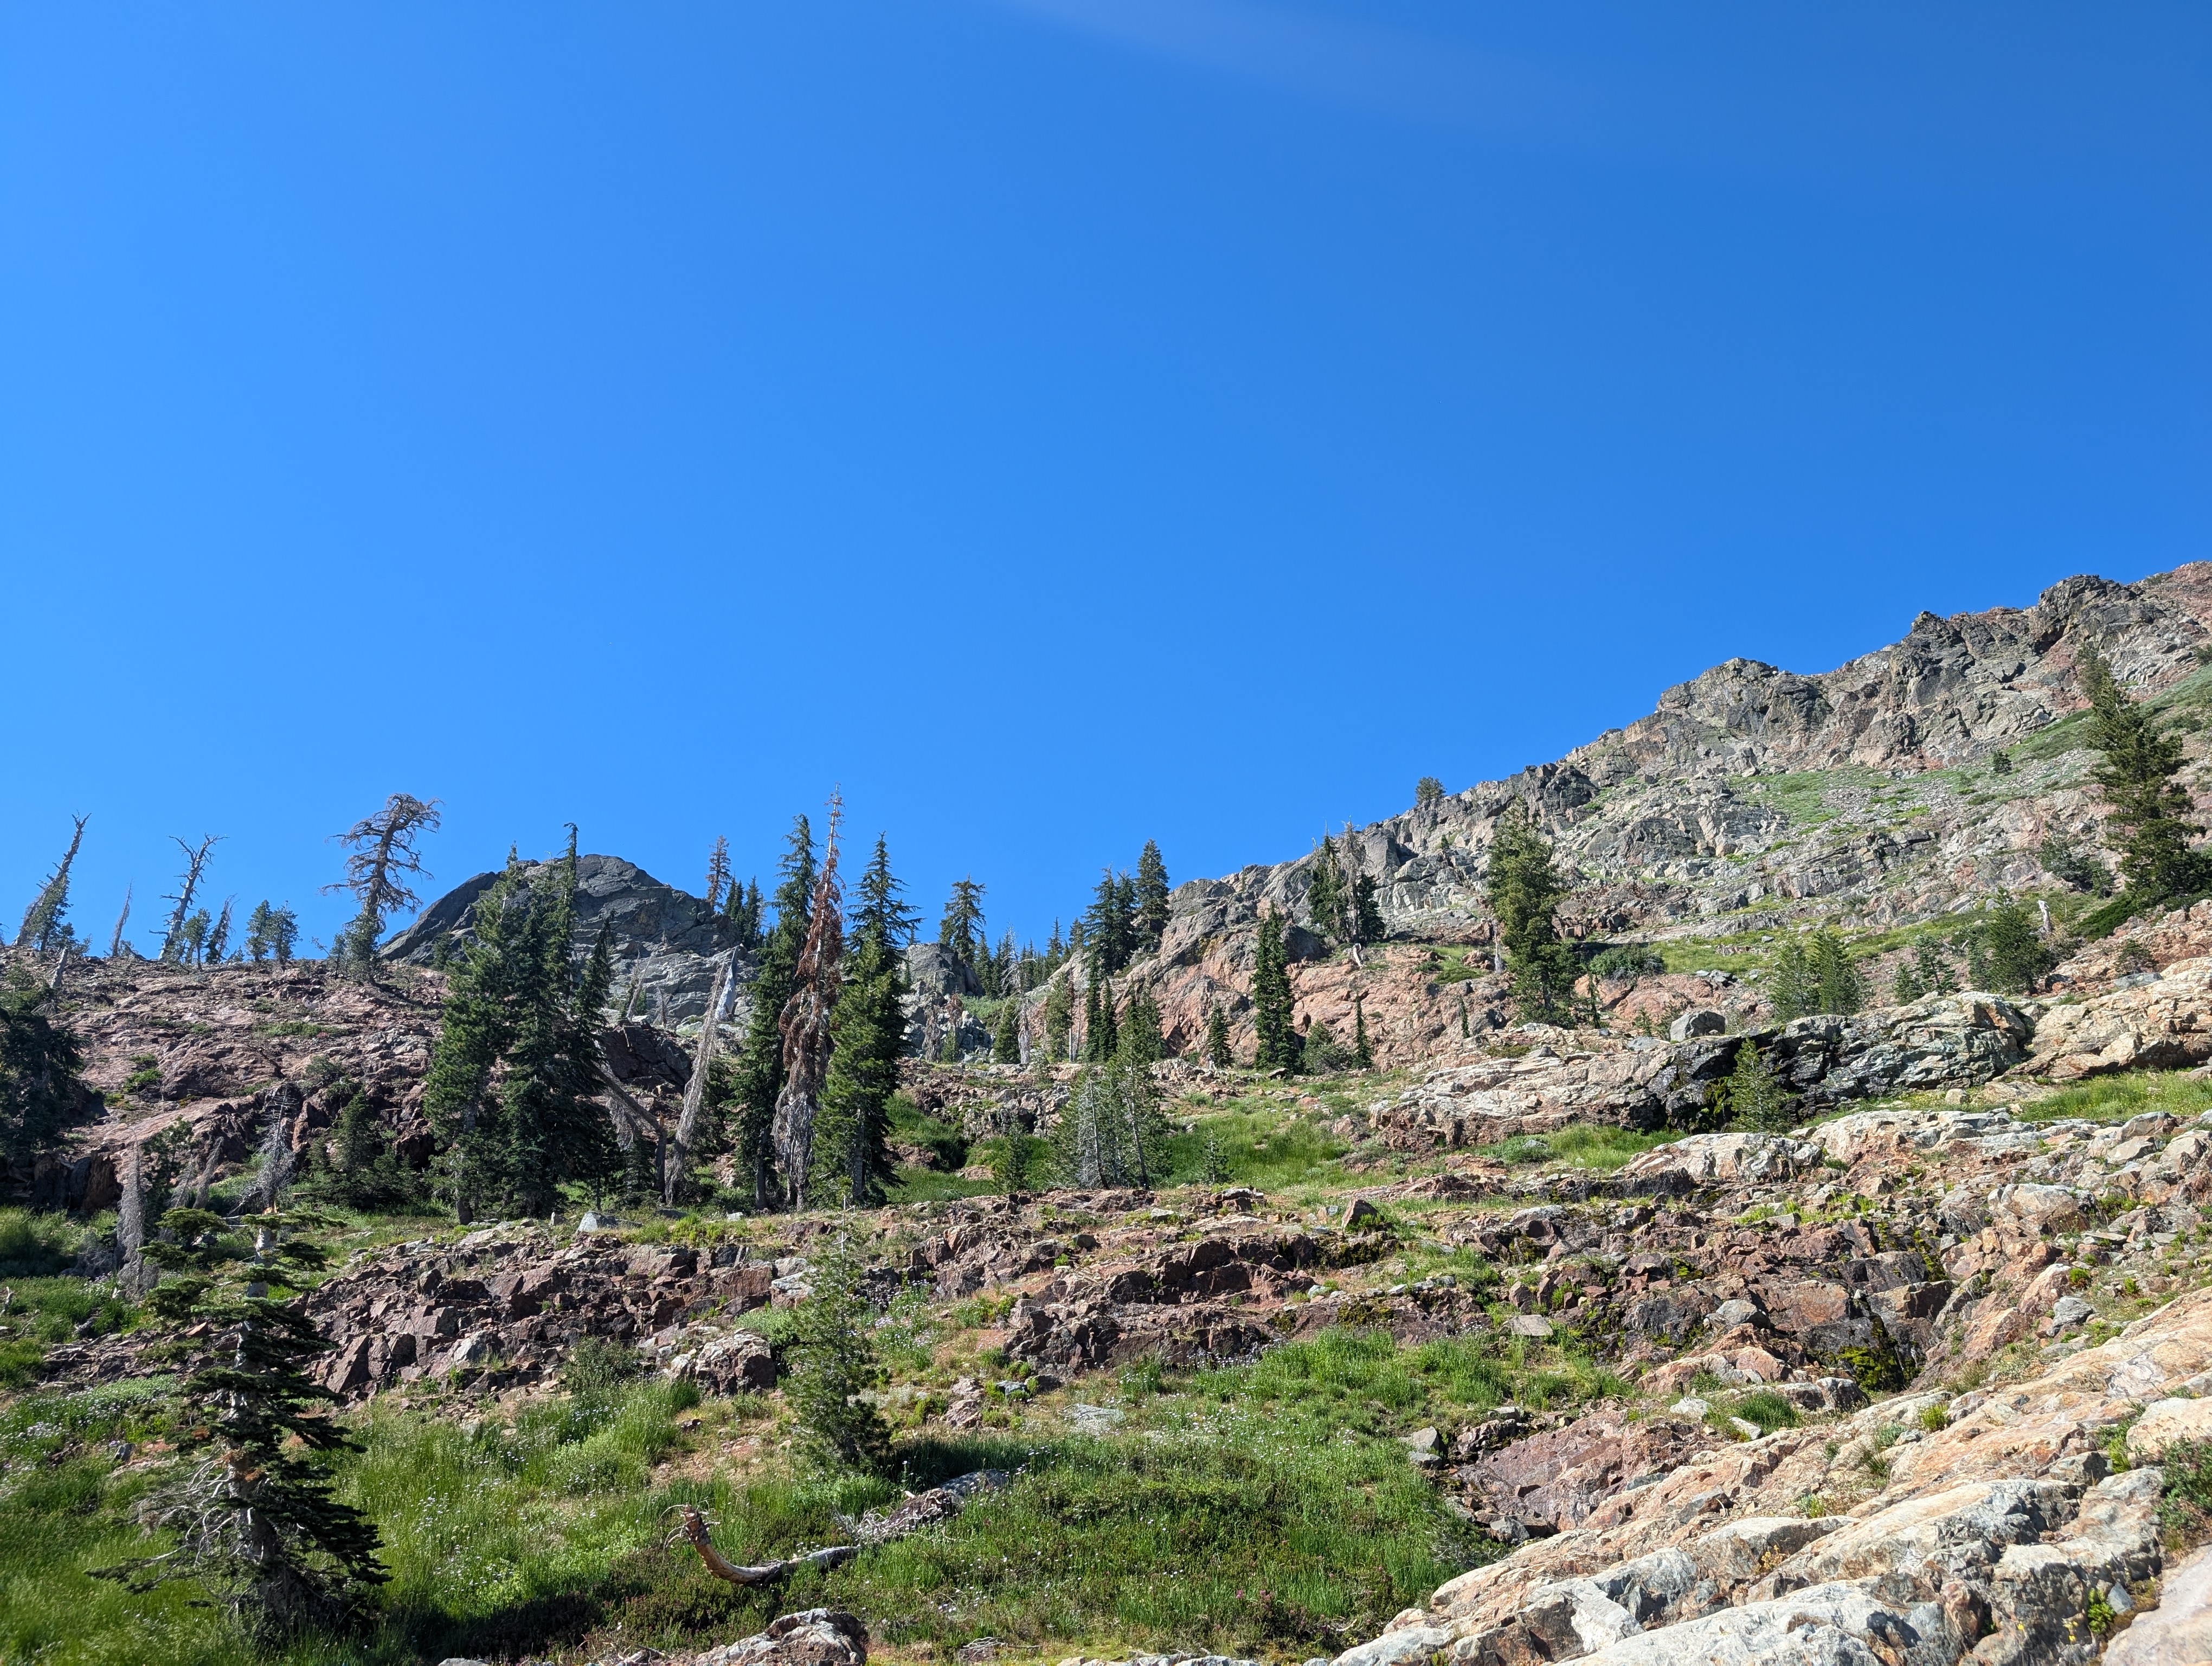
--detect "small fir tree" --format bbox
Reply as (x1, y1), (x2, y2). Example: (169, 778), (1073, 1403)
(993, 1001), (1021, 1064)
(1353, 997), (1374, 1068)
(1716, 1040), (1795, 1133)
(1306, 837), (1347, 945)
(106, 1210), (386, 1640)
(1485, 802), (1577, 1022)
(784, 1242), (891, 1474)
(1770, 937), (1814, 1021)
(1973, 896), (2055, 996)
(1415, 776), (1446, 811)
(818, 835), (912, 1208)
(1352, 870), (1385, 945)
(1118, 986), (1164, 1066)
(1810, 929), (1863, 1015)
(2080, 642), (2211, 908)
(1204, 1002), (1233, 1068)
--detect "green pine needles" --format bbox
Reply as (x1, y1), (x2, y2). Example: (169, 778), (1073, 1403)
(1251, 912), (1297, 1072)
(421, 834), (619, 1219)
(1485, 803), (1577, 1023)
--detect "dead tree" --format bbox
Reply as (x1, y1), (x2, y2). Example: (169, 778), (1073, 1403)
(16, 814), (88, 951)
(159, 837), (223, 963)
(324, 793), (442, 979)
(109, 885), (133, 959)
(773, 794), (844, 1209)
(664, 954), (737, 1206)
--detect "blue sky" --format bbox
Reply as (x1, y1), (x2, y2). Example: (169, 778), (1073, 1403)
(3, 3), (2207, 954)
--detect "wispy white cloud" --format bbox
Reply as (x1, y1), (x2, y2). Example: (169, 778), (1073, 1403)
(986, 0), (1592, 136)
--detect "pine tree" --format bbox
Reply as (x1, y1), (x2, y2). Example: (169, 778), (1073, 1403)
(1086, 870), (1137, 974)
(1251, 912), (1297, 1072)
(1307, 837), (1347, 944)
(732, 817), (814, 1207)
(324, 794), (441, 981)
(993, 1001), (1021, 1064)
(245, 902), (277, 964)
(1353, 997), (1374, 1068)
(204, 897), (235, 966)
(1770, 937), (1814, 1022)
(1134, 840), (1172, 950)
(1052, 1058), (1167, 1188)
(785, 1242), (891, 1472)
(818, 834), (910, 1208)
(1914, 939), (1954, 996)
(724, 877), (766, 952)
(2080, 642), (2211, 908)
(1485, 803), (1577, 1023)
(1204, 1002), (1233, 1068)
(15, 814), (87, 952)
(772, 801), (844, 1209)
(1810, 929), (1863, 1015)
(1, 973), (87, 1181)
(1118, 986), (1163, 1066)
(704, 836), (732, 913)
(938, 877), (986, 972)
(1352, 871), (1385, 946)
(1973, 896), (2054, 996)
(107, 1212), (385, 1639)
(421, 838), (619, 1219)
(1415, 777), (1446, 811)
(1717, 1040), (1795, 1133)
(1045, 972), (1075, 1062)
(1891, 960), (1925, 1003)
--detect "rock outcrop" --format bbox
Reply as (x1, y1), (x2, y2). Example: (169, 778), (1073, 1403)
(384, 853), (753, 1025)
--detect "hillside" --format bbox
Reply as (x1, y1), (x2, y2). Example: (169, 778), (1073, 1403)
(18, 565), (2212, 1666)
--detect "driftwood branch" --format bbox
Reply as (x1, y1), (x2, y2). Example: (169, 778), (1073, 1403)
(669, 1470), (1007, 1587)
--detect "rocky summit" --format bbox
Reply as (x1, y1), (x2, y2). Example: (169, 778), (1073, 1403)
(23, 565), (2212, 1666)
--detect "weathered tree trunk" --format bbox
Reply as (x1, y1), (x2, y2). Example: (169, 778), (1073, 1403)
(664, 956), (735, 1205)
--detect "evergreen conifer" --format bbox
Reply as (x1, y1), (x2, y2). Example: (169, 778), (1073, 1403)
(1717, 1040), (1795, 1133)
(937, 877), (986, 972)
(1810, 929), (1863, 1015)
(1770, 938), (1814, 1021)
(1416, 777), (1446, 811)
(109, 1210), (385, 1639)
(1353, 997), (1374, 1068)
(2080, 642), (2211, 909)
(324, 794), (441, 983)
(1352, 871), (1385, 945)
(15, 814), (87, 952)
(784, 1242), (891, 1474)
(818, 835), (912, 1207)
(1, 973), (86, 1180)
(421, 836), (620, 1219)
(1118, 986), (1163, 1066)
(704, 836), (732, 913)
(1045, 973), (1075, 1061)
(1484, 803), (1577, 1022)
(731, 817), (814, 1206)
(1306, 837), (1346, 944)
(1134, 841), (1171, 949)
(1251, 912), (1297, 1071)
(1204, 1003), (1232, 1068)
(993, 1001), (1020, 1064)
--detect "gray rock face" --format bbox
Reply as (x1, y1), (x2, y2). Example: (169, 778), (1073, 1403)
(383, 854), (753, 1025)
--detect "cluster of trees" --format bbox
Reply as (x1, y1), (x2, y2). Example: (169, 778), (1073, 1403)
(1768, 930), (1865, 1021)
(1485, 803), (1579, 1023)
(1305, 833), (1385, 951)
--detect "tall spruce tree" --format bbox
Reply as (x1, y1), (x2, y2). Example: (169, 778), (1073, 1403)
(818, 834), (911, 1207)
(1307, 837), (1347, 944)
(2079, 642), (2212, 909)
(1485, 803), (1578, 1022)
(324, 794), (442, 981)
(1770, 937), (1814, 1022)
(1086, 870), (1137, 974)
(1134, 841), (1172, 950)
(1251, 911), (1297, 1072)
(993, 1001), (1021, 1064)
(704, 836), (733, 913)
(732, 817), (814, 1207)
(421, 835), (620, 1219)
(15, 814), (87, 952)
(1045, 972), (1075, 1061)
(938, 877), (986, 973)
(1810, 928), (1864, 1015)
